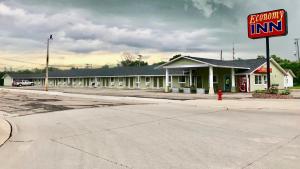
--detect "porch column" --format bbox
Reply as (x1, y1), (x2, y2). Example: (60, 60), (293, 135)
(209, 66), (214, 95)
(246, 74), (250, 92)
(189, 69), (192, 87)
(165, 68), (169, 92)
(231, 68), (236, 92)
(94, 77), (97, 87)
(137, 76), (140, 88)
(170, 75), (173, 88)
(67, 78), (70, 87)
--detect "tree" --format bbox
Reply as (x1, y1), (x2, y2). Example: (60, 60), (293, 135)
(121, 52), (135, 62)
(257, 55), (265, 59)
(120, 60), (148, 67)
(152, 61), (166, 66)
(119, 52), (148, 67)
(101, 65), (109, 69)
(169, 54), (182, 61)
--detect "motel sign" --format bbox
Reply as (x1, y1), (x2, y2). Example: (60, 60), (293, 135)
(248, 9), (288, 39)
(247, 9), (288, 90)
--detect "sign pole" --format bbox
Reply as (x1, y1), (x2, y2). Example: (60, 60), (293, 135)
(266, 37), (271, 90)
(248, 9), (288, 91)
(45, 38), (49, 91)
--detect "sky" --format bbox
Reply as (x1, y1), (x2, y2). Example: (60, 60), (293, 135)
(0, 0), (299, 70)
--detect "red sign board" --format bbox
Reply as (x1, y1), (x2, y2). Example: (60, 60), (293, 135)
(248, 9), (288, 39)
(255, 67), (272, 73)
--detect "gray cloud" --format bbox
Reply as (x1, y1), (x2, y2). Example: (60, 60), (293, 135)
(0, 0), (300, 61)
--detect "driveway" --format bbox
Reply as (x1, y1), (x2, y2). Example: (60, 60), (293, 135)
(0, 90), (299, 169)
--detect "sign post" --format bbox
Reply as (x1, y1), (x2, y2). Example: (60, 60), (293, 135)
(247, 9), (288, 90)
(266, 37), (270, 89)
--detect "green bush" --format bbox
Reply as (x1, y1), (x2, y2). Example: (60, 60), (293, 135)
(279, 89), (290, 95)
(268, 85), (279, 94)
(255, 90), (267, 93)
(190, 87), (197, 94)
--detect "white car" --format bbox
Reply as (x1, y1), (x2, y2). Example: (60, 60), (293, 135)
(13, 80), (34, 87)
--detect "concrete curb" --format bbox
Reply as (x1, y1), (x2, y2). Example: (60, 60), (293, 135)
(0, 118), (12, 147)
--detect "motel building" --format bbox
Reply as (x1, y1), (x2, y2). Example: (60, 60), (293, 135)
(1, 56), (295, 94)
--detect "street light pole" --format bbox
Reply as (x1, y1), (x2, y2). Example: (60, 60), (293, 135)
(45, 35), (53, 91)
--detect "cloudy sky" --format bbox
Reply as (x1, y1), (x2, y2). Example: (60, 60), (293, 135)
(0, 0), (299, 70)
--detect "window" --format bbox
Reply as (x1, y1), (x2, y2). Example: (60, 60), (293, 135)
(110, 77), (115, 86)
(118, 77), (123, 86)
(178, 76), (186, 83)
(110, 77), (114, 82)
(263, 75), (267, 84)
(255, 75), (267, 85)
(145, 77), (151, 83)
(213, 75), (218, 83)
(255, 75), (262, 84)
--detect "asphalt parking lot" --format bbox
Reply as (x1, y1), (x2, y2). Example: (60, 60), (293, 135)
(0, 89), (299, 169)
(0, 89), (146, 117)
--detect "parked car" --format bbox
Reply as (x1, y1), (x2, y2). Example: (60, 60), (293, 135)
(13, 80), (34, 87)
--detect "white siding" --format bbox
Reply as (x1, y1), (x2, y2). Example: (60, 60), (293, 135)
(284, 73), (294, 87)
(3, 75), (13, 86)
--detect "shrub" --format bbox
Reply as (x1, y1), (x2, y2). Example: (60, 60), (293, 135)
(255, 90), (266, 93)
(268, 85), (279, 94)
(190, 86), (197, 93)
(280, 89), (290, 95)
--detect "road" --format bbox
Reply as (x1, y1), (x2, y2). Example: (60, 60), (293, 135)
(0, 90), (300, 169)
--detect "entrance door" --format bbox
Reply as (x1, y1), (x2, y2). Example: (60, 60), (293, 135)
(224, 75), (231, 92)
(158, 77), (163, 88)
(195, 76), (203, 88)
(153, 77), (158, 88)
(125, 78), (129, 87)
(130, 77), (134, 88)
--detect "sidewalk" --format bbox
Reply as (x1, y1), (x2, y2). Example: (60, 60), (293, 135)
(1, 87), (253, 100)
(0, 117), (11, 146)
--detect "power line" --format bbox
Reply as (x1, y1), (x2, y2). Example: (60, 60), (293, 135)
(0, 57), (105, 69)
(0, 57), (44, 65)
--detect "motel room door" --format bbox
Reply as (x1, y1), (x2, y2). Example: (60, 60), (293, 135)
(194, 76), (203, 88)
(153, 77), (163, 89)
(126, 77), (134, 88)
(130, 77), (134, 88)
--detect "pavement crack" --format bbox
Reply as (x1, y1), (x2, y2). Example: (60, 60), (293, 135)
(9, 140), (34, 143)
(241, 134), (300, 169)
(51, 138), (134, 169)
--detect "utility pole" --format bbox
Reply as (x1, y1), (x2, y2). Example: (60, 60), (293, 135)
(232, 42), (235, 60)
(138, 54), (142, 67)
(295, 38), (300, 62)
(45, 34), (53, 91)
(220, 50), (223, 60)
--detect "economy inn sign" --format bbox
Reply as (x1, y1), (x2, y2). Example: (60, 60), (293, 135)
(247, 9), (288, 90)
(248, 9), (288, 39)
